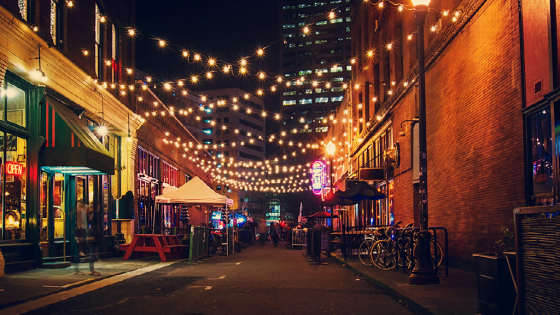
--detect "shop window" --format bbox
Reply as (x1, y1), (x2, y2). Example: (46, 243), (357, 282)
(1, 134), (28, 240)
(2, 83), (27, 127)
(528, 109), (553, 205)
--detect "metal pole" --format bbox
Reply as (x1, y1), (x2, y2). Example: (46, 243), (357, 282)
(409, 5), (439, 285)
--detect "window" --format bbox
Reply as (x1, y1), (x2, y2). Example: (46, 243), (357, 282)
(316, 21), (328, 26)
(330, 18), (343, 24)
(316, 97), (329, 103)
(300, 99), (313, 105)
(282, 24), (296, 29)
(50, 0), (59, 44)
(283, 91), (296, 96)
(18, 0), (28, 21)
(305, 89), (313, 94)
(299, 70), (312, 76)
(203, 139), (213, 145)
(283, 5), (295, 9)
(283, 100), (296, 106)
(95, 4), (102, 78)
(331, 66), (343, 73)
(331, 87), (344, 92)
(162, 161), (178, 187)
(203, 128), (213, 135)
(332, 77), (344, 82)
(331, 96), (344, 102)
(347, 65), (352, 71)
(315, 39), (328, 45)
(315, 88), (324, 93)
(111, 24), (117, 83)
(2, 83), (27, 127)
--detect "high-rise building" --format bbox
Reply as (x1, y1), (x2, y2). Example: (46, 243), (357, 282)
(181, 88), (267, 213)
(278, 0), (352, 148)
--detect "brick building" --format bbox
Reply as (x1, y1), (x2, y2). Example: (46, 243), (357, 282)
(328, 0), (526, 266)
(0, 0), (213, 272)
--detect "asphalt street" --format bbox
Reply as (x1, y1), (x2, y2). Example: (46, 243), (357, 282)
(20, 243), (416, 315)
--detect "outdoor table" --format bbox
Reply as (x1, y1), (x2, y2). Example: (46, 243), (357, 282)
(122, 234), (182, 262)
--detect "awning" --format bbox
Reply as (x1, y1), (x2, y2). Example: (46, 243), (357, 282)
(40, 95), (114, 175)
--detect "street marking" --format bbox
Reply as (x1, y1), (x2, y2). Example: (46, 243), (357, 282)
(235, 261), (242, 265)
(205, 286), (212, 290)
(208, 275), (226, 280)
(3, 260), (182, 315)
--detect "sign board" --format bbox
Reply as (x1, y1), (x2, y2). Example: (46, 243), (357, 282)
(359, 168), (385, 181)
(5, 161), (23, 176)
(311, 160), (327, 195)
(226, 198), (234, 206)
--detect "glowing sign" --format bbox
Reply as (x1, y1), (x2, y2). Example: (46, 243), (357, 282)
(5, 162), (23, 176)
(311, 160), (326, 195)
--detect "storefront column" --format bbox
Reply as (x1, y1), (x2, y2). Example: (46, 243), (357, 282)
(27, 86), (44, 264)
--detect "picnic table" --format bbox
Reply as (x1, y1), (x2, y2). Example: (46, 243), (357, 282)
(120, 234), (187, 262)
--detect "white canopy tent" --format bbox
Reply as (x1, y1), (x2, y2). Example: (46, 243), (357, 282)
(155, 176), (231, 205)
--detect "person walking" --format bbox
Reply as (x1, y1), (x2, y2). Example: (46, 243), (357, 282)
(257, 219), (268, 246)
(270, 222), (280, 247)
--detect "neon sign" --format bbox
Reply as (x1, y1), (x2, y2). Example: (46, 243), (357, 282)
(5, 162), (23, 176)
(311, 160), (326, 195)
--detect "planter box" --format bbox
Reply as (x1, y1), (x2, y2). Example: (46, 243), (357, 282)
(473, 253), (516, 315)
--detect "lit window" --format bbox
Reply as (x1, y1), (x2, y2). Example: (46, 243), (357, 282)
(315, 88), (324, 93)
(300, 99), (313, 105)
(316, 97), (329, 103)
(203, 129), (213, 135)
(346, 17), (351, 22)
(51, 0), (58, 44)
(283, 91), (296, 96)
(332, 77), (344, 82)
(283, 100), (296, 106)
(305, 89), (313, 94)
(298, 70), (313, 76)
(283, 5), (295, 9)
(18, 0), (27, 21)
(346, 65), (352, 71)
(95, 4), (101, 77)
(282, 24), (296, 29)
(331, 96), (344, 102)
(331, 87), (344, 92)
(330, 18), (343, 24)
(316, 21), (328, 25)
(330, 66), (343, 73)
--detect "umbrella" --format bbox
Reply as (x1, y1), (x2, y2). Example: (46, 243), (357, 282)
(318, 191), (358, 207)
(338, 181), (386, 202)
(308, 211), (340, 218)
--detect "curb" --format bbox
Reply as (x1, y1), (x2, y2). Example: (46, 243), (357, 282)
(330, 255), (435, 315)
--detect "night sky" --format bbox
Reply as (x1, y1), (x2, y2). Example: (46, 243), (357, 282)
(135, 0), (280, 94)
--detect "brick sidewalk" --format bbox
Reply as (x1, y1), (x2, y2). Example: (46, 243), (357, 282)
(331, 253), (478, 315)
(0, 256), (163, 310)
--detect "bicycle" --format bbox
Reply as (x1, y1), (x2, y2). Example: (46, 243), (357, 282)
(358, 229), (378, 267)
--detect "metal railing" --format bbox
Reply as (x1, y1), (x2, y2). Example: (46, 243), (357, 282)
(292, 228), (307, 249)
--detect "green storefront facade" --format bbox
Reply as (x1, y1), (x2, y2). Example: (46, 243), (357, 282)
(0, 71), (118, 272)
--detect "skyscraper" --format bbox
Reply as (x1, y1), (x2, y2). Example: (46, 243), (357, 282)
(278, 0), (352, 149)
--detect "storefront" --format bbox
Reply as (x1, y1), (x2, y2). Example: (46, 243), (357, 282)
(39, 91), (115, 261)
(0, 71), (43, 270)
(136, 146), (160, 233)
(354, 126), (394, 227)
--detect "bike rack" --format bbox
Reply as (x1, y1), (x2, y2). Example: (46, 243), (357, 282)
(429, 227), (449, 278)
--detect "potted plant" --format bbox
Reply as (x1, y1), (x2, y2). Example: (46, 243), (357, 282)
(472, 223), (516, 315)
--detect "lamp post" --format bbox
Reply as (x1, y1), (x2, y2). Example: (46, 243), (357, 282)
(409, 0), (439, 285)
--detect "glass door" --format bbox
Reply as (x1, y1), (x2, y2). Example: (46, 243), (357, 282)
(76, 176), (87, 253)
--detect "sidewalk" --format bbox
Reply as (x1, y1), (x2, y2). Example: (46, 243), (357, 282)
(0, 256), (163, 310)
(330, 253), (478, 315)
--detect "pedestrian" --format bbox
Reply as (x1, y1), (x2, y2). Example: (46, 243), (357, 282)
(257, 218), (267, 246)
(270, 222), (280, 247)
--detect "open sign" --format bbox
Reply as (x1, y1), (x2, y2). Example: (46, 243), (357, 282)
(5, 162), (23, 176)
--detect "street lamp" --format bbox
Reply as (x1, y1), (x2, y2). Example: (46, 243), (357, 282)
(409, 0), (439, 285)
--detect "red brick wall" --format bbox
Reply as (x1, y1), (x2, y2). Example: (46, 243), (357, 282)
(424, 0), (524, 262)
(351, 0), (525, 265)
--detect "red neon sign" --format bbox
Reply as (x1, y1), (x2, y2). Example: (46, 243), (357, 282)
(5, 162), (23, 176)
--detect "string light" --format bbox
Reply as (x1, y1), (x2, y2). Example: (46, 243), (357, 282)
(158, 40), (166, 47)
